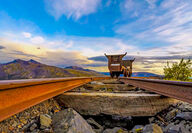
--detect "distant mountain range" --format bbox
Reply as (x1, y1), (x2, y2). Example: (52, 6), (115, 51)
(100, 72), (162, 77)
(0, 59), (104, 80)
(65, 66), (94, 72)
(132, 72), (161, 77)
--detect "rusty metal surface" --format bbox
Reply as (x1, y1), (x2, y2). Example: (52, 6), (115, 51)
(104, 53), (134, 77)
(0, 76), (110, 122)
(119, 77), (192, 104)
(105, 52), (127, 72)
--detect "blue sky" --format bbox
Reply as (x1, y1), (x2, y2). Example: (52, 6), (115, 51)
(0, 0), (192, 74)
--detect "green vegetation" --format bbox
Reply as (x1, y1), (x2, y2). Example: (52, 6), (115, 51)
(164, 58), (192, 81)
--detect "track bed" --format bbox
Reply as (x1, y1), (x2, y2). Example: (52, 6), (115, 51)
(56, 79), (178, 116)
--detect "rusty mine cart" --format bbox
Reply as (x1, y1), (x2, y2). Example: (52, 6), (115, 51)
(105, 52), (135, 78)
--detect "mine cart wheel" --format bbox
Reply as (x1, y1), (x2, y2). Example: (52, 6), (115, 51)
(110, 72), (115, 78)
(128, 70), (132, 77)
(115, 73), (120, 78)
(123, 69), (128, 77)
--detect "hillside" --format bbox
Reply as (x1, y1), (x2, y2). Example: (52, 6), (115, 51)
(65, 66), (93, 72)
(0, 59), (103, 80)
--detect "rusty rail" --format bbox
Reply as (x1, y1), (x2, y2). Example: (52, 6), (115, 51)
(119, 77), (192, 104)
(0, 76), (110, 122)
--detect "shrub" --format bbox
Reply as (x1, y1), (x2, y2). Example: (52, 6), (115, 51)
(163, 58), (192, 81)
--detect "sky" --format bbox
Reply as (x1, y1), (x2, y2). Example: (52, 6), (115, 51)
(0, 0), (192, 74)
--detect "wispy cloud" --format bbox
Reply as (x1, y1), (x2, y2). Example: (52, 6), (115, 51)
(145, 0), (157, 8)
(120, 0), (155, 18)
(45, 0), (101, 20)
(0, 45), (5, 49)
(22, 32), (32, 38)
(0, 11), (40, 33)
(30, 36), (45, 44)
(116, 0), (192, 58)
(0, 37), (91, 67)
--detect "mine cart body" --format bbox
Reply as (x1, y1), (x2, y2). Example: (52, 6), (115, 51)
(105, 52), (134, 78)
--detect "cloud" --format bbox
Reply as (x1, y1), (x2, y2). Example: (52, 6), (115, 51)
(86, 62), (107, 67)
(41, 51), (90, 67)
(65, 41), (73, 48)
(22, 32), (32, 38)
(0, 38), (92, 67)
(116, 0), (192, 58)
(7, 50), (38, 58)
(0, 11), (40, 34)
(121, 0), (139, 17)
(88, 56), (107, 62)
(120, 0), (153, 18)
(4, 30), (137, 57)
(45, 0), (101, 20)
(0, 45), (5, 49)
(30, 36), (45, 44)
(145, 0), (157, 8)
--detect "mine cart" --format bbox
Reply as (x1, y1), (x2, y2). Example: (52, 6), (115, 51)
(104, 52), (135, 78)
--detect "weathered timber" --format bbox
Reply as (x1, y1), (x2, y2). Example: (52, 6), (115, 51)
(101, 79), (124, 84)
(80, 84), (136, 92)
(56, 92), (178, 116)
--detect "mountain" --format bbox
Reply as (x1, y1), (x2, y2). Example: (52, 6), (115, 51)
(65, 66), (93, 72)
(100, 72), (110, 76)
(101, 72), (162, 77)
(132, 72), (161, 77)
(0, 59), (104, 80)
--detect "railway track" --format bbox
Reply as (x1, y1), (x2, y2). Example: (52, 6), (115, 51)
(0, 77), (110, 122)
(119, 77), (192, 104)
(0, 76), (192, 122)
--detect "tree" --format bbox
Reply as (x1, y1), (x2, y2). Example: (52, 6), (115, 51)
(163, 58), (192, 81)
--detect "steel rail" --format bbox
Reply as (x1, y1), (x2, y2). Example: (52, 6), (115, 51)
(119, 77), (192, 104)
(0, 76), (110, 122)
